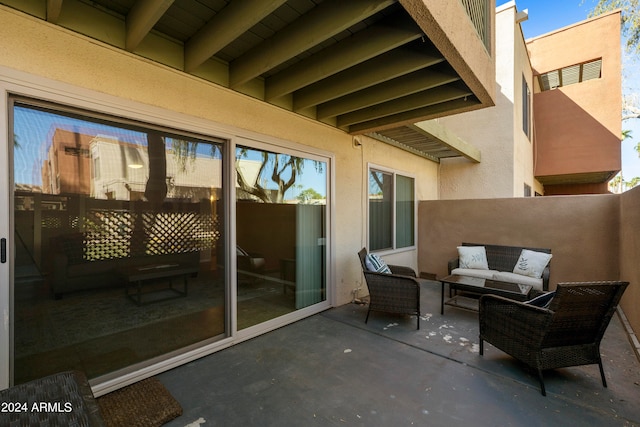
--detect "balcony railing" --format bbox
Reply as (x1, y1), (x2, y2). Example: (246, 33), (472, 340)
(460, 0), (491, 52)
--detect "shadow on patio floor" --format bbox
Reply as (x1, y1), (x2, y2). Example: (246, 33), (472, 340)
(159, 280), (640, 426)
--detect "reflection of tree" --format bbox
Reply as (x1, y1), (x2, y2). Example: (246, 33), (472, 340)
(297, 188), (323, 203)
(169, 141), (323, 204)
(172, 139), (222, 174)
(369, 170), (386, 196)
(236, 151), (303, 203)
(132, 131), (167, 256)
(237, 149), (323, 204)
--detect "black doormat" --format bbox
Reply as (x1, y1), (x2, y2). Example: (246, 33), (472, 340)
(97, 377), (182, 427)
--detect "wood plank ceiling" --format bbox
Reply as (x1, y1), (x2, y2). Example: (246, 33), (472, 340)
(4, 0), (487, 161)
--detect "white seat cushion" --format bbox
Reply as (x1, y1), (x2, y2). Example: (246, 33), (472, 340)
(493, 271), (543, 291)
(451, 268), (499, 280)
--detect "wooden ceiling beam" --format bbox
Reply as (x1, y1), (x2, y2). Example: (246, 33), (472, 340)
(317, 69), (459, 119)
(294, 47), (443, 110)
(126, 0), (175, 51)
(337, 85), (472, 128)
(229, 0), (395, 88)
(265, 12), (422, 100)
(348, 97), (478, 134)
(184, 0), (286, 72)
(46, 0), (63, 23)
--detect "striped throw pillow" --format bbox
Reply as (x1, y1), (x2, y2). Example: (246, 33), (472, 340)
(365, 253), (392, 274)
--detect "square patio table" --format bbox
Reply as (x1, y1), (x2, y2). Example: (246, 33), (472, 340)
(439, 274), (532, 314)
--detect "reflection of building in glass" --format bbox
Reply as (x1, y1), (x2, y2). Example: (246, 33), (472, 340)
(90, 136), (224, 202)
(40, 124), (228, 202)
(41, 127), (96, 195)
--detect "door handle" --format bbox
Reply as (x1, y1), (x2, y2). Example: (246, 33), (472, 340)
(1, 238), (6, 263)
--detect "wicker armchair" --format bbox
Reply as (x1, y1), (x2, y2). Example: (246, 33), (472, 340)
(357, 248), (421, 329)
(479, 281), (629, 396)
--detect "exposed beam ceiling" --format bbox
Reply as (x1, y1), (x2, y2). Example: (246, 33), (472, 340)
(2, 0), (493, 162)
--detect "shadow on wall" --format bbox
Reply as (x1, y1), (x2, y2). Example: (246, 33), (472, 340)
(418, 190), (640, 340)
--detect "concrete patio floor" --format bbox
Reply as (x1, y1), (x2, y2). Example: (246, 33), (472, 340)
(159, 280), (640, 426)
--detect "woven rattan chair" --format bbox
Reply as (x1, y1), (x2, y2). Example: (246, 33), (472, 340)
(479, 281), (629, 396)
(357, 248), (421, 329)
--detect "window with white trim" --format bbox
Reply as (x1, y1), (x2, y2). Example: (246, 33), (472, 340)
(368, 167), (415, 251)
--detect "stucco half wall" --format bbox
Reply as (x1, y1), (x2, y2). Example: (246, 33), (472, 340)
(620, 187), (640, 343)
(418, 194), (639, 338)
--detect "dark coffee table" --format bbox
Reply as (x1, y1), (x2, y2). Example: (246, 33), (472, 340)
(119, 263), (198, 306)
(439, 274), (532, 314)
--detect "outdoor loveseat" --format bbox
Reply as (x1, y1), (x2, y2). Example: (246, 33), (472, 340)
(448, 242), (552, 292)
(51, 233), (199, 298)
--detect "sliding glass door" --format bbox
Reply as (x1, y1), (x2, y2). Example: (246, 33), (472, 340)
(235, 145), (327, 330)
(11, 99), (226, 383)
(8, 95), (332, 387)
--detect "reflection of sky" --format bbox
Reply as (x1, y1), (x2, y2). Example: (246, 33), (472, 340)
(236, 146), (327, 199)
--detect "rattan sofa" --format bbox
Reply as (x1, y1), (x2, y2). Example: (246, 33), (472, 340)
(448, 242), (552, 292)
(358, 248), (421, 329)
(51, 233), (199, 298)
(479, 281), (629, 396)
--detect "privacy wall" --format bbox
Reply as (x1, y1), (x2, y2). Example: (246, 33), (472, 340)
(419, 193), (639, 340)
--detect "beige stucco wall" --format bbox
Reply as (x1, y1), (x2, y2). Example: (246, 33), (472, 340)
(620, 187), (640, 341)
(418, 195), (620, 286)
(400, 0), (496, 113)
(420, 190), (640, 339)
(418, 193), (638, 336)
(0, 6), (439, 307)
(436, 3), (536, 199)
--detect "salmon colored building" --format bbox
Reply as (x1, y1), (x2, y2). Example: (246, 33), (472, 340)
(527, 11), (622, 195)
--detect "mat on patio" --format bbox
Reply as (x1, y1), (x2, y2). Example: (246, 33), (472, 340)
(97, 377), (182, 427)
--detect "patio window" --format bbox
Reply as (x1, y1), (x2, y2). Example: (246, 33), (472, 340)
(368, 167), (415, 252)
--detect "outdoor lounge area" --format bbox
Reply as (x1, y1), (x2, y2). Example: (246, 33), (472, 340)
(156, 280), (640, 426)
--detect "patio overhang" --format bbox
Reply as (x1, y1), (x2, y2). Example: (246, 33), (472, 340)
(536, 170), (619, 186)
(369, 120), (482, 163)
(0, 0), (495, 160)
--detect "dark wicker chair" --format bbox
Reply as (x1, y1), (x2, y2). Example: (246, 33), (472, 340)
(357, 248), (421, 329)
(479, 281), (629, 396)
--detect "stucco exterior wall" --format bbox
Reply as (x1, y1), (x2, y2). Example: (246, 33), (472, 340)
(620, 187), (640, 342)
(0, 6), (439, 307)
(418, 195), (620, 287)
(400, 0), (496, 112)
(437, 3), (535, 199)
(418, 193), (638, 336)
(528, 11), (622, 179)
(418, 188), (640, 334)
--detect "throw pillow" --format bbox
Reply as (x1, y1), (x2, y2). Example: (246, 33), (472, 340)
(457, 246), (489, 270)
(365, 253), (392, 274)
(513, 249), (552, 279)
(525, 291), (555, 308)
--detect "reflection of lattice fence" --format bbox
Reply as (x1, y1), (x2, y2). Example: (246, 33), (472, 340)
(82, 210), (220, 260)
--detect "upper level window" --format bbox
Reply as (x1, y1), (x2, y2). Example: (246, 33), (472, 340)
(368, 167), (415, 252)
(537, 58), (602, 92)
(522, 75), (531, 139)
